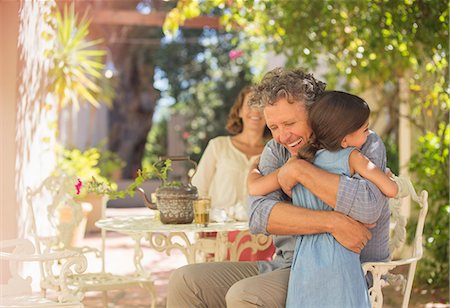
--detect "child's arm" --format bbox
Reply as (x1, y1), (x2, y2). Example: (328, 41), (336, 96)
(248, 159), (281, 196)
(349, 150), (398, 198)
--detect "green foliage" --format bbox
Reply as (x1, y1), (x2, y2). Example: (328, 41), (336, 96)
(164, 0), (448, 138)
(57, 146), (124, 196)
(409, 123), (449, 288)
(46, 3), (106, 109)
(88, 159), (173, 200)
(156, 29), (253, 162)
(57, 147), (106, 184)
(142, 118), (168, 168)
(164, 0), (201, 36)
(384, 134), (399, 175)
(97, 149), (125, 180)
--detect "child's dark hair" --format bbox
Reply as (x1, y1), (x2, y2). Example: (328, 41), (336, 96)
(298, 91), (370, 162)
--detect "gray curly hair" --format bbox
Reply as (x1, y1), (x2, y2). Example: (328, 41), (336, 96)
(249, 67), (327, 108)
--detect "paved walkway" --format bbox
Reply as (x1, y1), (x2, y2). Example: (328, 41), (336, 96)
(81, 207), (186, 307)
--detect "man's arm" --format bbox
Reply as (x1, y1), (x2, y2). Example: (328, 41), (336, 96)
(276, 131), (387, 224)
(248, 140), (372, 253)
(267, 203), (372, 253)
(248, 140), (290, 235)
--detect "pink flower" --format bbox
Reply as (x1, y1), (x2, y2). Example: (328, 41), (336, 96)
(182, 131), (190, 139)
(228, 49), (243, 60)
(75, 178), (82, 195)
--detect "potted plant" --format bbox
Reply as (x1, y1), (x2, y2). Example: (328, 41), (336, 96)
(41, 173), (93, 248)
(88, 157), (198, 224)
(58, 145), (124, 233)
(136, 157), (199, 224)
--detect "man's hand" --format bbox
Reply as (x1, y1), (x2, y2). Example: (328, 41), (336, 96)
(330, 212), (374, 253)
(277, 157), (303, 196)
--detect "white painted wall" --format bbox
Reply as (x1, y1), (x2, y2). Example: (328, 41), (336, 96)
(0, 0), (20, 283)
(1, 0), (60, 288)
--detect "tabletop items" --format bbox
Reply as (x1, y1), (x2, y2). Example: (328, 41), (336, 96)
(138, 156), (199, 224)
(193, 197), (211, 227)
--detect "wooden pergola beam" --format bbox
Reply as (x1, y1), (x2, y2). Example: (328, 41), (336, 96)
(91, 10), (221, 29)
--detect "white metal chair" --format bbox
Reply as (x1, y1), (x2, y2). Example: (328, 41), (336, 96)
(0, 238), (86, 307)
(27, 174), (156, 308)
(363, 176), (429, 308)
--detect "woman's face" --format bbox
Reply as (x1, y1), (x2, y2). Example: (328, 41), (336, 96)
(239, 92), (266, 133)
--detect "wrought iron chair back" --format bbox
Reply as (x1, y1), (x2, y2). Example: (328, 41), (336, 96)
(363, 176), (429, 308)
(25, 174), (156, 308)
(0, 237), (86, 307)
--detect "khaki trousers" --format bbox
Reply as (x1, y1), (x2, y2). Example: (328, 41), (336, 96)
(167, 262), (290, 308)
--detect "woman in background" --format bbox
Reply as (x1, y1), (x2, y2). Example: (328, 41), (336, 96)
(192, 85), (275, 261)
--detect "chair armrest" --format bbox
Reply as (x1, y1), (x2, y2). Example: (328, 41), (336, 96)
(362, 256), (422, 271)
(1, 238), (80, 262)
(0, 238), (87, 303)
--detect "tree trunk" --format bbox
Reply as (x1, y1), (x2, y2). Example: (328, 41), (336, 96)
(109, 48), (160, 178)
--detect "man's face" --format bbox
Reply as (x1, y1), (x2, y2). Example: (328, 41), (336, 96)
(264, 98), (312, 156)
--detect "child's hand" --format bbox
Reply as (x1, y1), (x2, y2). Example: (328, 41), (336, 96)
(277, 157), (301, 196)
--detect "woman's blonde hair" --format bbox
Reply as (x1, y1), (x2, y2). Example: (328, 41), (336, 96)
(226, 86), (271, 138)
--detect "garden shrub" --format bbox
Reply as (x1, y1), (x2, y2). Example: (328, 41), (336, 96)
(408, 123), (449, 289)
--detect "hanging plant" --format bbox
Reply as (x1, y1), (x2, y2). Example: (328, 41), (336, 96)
(46, 3), (106, 110)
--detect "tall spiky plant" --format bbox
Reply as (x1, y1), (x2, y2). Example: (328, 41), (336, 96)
(47, 3), (106, 111)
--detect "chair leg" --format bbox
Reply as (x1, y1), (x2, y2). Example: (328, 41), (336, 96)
(367, 270), (384, 308)
(143, 282), (157, 308)
(102, 290), (108, 307)
(40, 287), (47, 298)
(402, 262), (418, 308)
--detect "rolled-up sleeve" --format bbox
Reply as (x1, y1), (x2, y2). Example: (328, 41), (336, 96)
(335, 132), (388, 224)
(248, 140), (290, 235)
(248, 195), (279, 234)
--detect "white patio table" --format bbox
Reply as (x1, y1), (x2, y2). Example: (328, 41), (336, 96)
(96, 215), (272, 275)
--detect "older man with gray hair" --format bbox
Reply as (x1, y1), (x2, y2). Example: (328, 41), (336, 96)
(167, 67), (389, 308)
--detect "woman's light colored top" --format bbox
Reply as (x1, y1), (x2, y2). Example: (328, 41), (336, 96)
(192, 136), (259, 221)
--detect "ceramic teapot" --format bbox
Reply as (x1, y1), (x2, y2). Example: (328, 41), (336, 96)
(137, 156), (198, 224)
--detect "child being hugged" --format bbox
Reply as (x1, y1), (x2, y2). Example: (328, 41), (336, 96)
(248, 90), (398, 308)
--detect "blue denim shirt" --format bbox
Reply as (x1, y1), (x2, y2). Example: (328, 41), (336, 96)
(248, 131), (390, 273)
